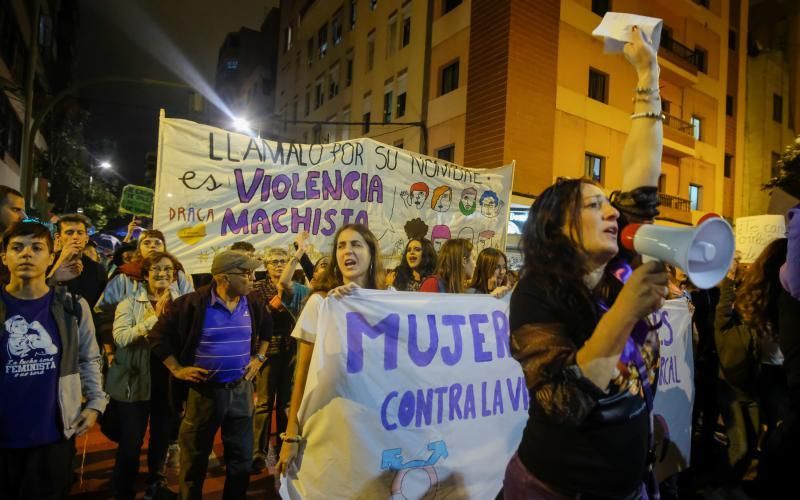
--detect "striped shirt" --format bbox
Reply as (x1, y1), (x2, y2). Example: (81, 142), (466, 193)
(195, 288), (252, 383)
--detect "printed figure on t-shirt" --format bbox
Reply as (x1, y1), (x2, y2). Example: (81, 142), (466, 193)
(5, 315), (57, 358)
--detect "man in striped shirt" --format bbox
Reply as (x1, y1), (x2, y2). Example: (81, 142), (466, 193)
(149, 251), (272, 499)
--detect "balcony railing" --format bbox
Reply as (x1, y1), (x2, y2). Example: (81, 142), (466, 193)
(661, 36), (696, 66)
(658, 192), (691, 212)
(663, 113), (695, 136)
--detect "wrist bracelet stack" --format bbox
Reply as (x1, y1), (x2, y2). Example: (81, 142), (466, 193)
(631, 111), (666, 121)
(280, 432), (305, 443)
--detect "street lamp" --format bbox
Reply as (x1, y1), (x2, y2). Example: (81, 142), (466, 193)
(99, 161), (112, 170)
(232, 117), (250, 131)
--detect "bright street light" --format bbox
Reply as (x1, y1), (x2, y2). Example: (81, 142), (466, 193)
(232, 117), (250, 131)
(99, 161), (112, 169)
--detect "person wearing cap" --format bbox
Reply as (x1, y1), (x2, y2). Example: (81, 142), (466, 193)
(148, 250), (272, 499)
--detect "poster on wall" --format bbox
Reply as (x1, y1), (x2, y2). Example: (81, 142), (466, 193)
(154, 112), (515, 275)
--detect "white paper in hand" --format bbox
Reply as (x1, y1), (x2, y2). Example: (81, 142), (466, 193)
(592, 12), (663, 54)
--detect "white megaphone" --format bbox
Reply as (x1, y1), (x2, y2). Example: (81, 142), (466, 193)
(620, 213), (735, 289)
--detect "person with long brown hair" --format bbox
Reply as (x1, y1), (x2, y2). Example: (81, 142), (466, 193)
(276, 223), (385, 474)
(715, 239), (788, 492)
(385, 238), (437, 291)
(468, 247), (512, 298)
(418, 238), (475, 293)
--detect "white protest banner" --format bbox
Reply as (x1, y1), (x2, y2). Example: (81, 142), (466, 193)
(651, 299), (694, 482)
(280, 290), (528, 499)
(735, 214), (786, 264)
(154, 113), (514, 275)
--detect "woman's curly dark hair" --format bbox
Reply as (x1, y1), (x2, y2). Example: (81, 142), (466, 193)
(393, 238), (437, 291)
(520, 178), (622, 345)
(735, 238), (787, 336)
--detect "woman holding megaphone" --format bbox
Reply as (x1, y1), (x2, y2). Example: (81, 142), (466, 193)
(504, 25), (670, 500)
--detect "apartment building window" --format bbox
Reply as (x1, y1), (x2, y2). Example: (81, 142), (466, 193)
(443, 0), (462, 15)
(690, 116), (702, 140)
(350, 0), (357, 30)
(584, 153), (604, 184)
(402, 3), (412, 47)
(226, 59), (238, 70)
(332, 9), (343, 46)
(694, 46), (708, 73)
(292, 97), (299, 122)
(367, 30), (376, 71)
(440, 60), (459, 95)
(387, 12), (398, 57)
(436, 145), (455, 162)
(304, 87), (311, 116)
(383, 80), (393, 122)
(694, 0), (709, 8)
(346, 50), (354, 86)
(661, 99), (671, 114)
(370, 0), (378, 11)
(729, 29), (737, 51)
(688, 184), (703, 211)
(341, 108), (351, 140)
(773, 94), (783, 123)
(772, 152), (781, 178)
(724, 154), (733, 178)
(658, 174), (667, 193)
(318, 23), (329, 59)
(591, 0), (611, 16)
(315, 76), (324, 109)
(396, 70), (408, 117)
(307, 37), (314, 66)
(588, 68), (609, 103)
(329, 64), (340, 99)
(726, 95), (733, 116)
(362, 93), (371, 134)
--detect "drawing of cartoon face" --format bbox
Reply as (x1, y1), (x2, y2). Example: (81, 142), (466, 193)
(411, 190), (428, 209)
(479, 191), (501, 218)
(431, 225), (451, 253)
(478, 230), (495, 250)
(459, 188), (477, 216)
(431, 186), (452, 212)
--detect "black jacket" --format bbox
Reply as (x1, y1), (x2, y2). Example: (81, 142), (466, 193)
(148, 284), (273, 410)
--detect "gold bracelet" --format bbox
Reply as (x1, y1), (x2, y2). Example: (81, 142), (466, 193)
(280, 432), (305, 443)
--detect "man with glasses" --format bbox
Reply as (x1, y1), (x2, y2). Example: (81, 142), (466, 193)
(251, 246), (310, 473)
(148, 250), (272, 499)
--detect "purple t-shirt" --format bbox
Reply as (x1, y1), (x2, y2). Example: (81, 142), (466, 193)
(195, 289), (252, 383)
(0, 289), (62, 448)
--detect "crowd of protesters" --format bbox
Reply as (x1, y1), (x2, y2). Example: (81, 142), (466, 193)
(0, 24), (798, 500)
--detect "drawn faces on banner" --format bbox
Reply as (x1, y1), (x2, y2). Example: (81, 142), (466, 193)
(460, 187), (478, 216)
(431, 225), (451, 253)
(431, 186), (453, 213)
(402, 182), (430, 209)
(480, 191), (502, 219)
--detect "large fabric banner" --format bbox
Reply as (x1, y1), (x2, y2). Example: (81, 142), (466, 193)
(652, 299), (694, 482)
(280, 290), (528, 499)
(154, 113), (514, 274)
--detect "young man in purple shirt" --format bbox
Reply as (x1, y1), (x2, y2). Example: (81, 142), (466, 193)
(0, 220), (107, 498)
(149, 250), (272, 499)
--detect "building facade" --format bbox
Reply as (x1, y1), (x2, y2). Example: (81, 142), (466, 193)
(274, 0), (751, 224)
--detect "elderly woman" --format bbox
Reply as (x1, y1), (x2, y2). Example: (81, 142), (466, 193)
(505, 27), (669, 499)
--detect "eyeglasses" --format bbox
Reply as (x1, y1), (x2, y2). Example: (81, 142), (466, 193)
(150, 266), (175, 275)
(266, 258), (288, 266)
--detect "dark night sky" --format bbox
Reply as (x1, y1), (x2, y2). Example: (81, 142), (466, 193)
(75, 0), (277, 185)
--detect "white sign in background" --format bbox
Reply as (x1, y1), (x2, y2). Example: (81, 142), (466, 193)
(280, 290), (528, 500)
(154, 114), (514, 275)
(735, 214), (786, 264)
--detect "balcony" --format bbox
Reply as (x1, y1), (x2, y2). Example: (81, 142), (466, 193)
(657, 192), (693, 224)
(662, 113), (696, 156)
(660, 36), (698, 74)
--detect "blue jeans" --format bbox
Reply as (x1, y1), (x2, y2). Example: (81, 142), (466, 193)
(179, 379), (254, 500)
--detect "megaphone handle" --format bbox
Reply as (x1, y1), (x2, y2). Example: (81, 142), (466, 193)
(641, 254), (659, 264)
